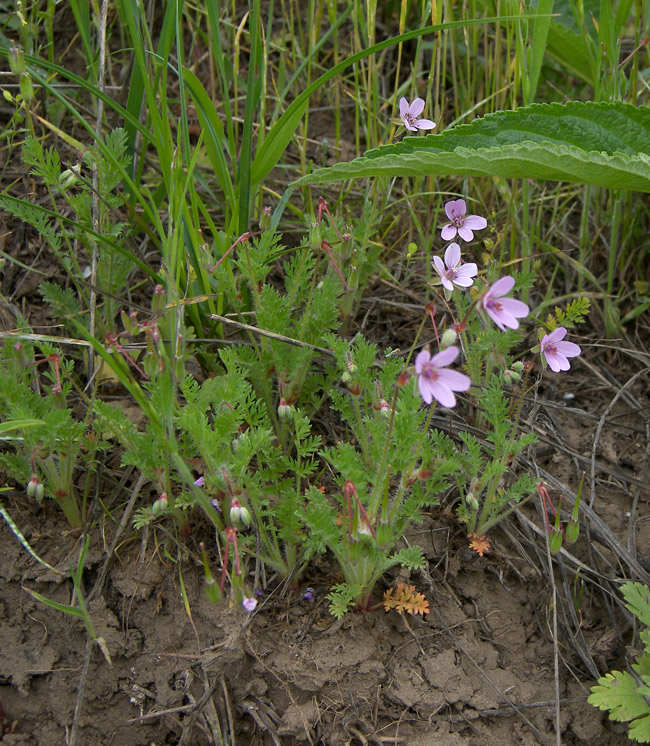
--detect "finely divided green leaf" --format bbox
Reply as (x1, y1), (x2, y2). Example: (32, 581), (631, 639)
(589, 670), (650, 724)
(296, 101), (650, 192)
(622, 582), (650, 628)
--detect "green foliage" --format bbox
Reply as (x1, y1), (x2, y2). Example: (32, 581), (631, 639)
(589, 582), (650, 742)
(2, 132), (133, 335)
(298, 102), (650, 192)
(546, 297), (591, 330)
(0, 338), (92, 527)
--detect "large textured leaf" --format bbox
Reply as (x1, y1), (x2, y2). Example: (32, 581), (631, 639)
(296, 101), (650, 192)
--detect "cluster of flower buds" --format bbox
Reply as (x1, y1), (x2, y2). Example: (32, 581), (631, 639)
(152, 493), (169, 514)
(503, 360), (525, 386)
(26, 475), (44, 500)
(229, 499), (252, 529)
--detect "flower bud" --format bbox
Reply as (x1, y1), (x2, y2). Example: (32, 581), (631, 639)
(153, 493), (168, 513)
(229, 500), (251, 528)
(58, 164), (81, 189)
(12, 341), (30, 366)
(277, 400), (294, 420)
(512, 361), (524, 373)
(151, 284), (165, 314)
(440, 328), (458, 348)
(565, 518), (580, 544)
(379, 399), (390, 417)
(465, 492), (479, 511)
(9, 44), (25, 76)
(503, 369), (521, 386)
(121, 309), (134, 335)
(259, 205), (272, 232)
(26, 475), (44, 500)
(357, 520), (373, 538)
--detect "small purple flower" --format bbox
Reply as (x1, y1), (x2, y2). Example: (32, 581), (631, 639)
(440, 199), (487, 242)
(194, 476), (205, 487)
(242, 597), (257, 612)
(414, 346), (471, 408)
(432, 243), (478, 292)
(399, 98), (436, 132)
(482, 276), (529, 331)
(303, 587), (315, 601)
(540, 327), (581, 372)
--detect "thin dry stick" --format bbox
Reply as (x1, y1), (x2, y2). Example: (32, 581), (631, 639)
(589, 368), (649, 511)
(210, 313), (333, 355)
(428, 601), (555, 746)
(541, 513), (562, 746)
(68, 637), (94, 746)
(88, 0), (109, 384)
(69, 5), (109, 744)
(88, 470), (146, 602)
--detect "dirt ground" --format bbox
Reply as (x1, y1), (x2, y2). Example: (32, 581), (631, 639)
(1, 316), (649, 745)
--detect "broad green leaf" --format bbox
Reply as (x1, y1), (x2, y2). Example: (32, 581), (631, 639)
(622, 581), (650, 628)
(589, 670), (650, 724)
(296, 101), (650, 193)
(251, 15), (535, 188)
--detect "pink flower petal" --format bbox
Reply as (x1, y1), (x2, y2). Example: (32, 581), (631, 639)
(428, 381), (457, 408)
(457, 225), (476, 242)
(440, 224), (457, 241)
(409, 98), (425, 117)
(456, 263), (478, 279)
(488, 275), (515, 298)
(499, 297), (530, 318)
(432, 255), (446, 276)
(399, 97), (409, 116)
(414, 349), (431, 374)
(444, 242), (461, 267)
(463, 215), (487, 230)
(445, 199), (465, 221)
(545, 354), (563, 372)
(429, 345), (459, 367)
(418, 376), (434, 404)
(545, 327), (567, 344)
(437, 368), (471, 392)
(414, 118), (435, 130)
(557, 341), (581, 357)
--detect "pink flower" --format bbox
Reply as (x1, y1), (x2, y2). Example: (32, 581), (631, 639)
(432, 243), (478, 292)
(540, 327), (581, 372)
(194, 476), (205, 487)
(415, 346), (471, 408)
(481, 276), (529, 331)
(242, 597), (257, 612)
(440, 199), (487, 242)
(399, 97), (436, 132)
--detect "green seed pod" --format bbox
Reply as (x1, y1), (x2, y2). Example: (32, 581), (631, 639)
(565, 518), (580, 544)
(204, 578), (222, 604)
(549, 529), (563, 555)
(348, 537), (364, 561)
(375, 522), (392, 549)
(19, 72), (33, 105)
